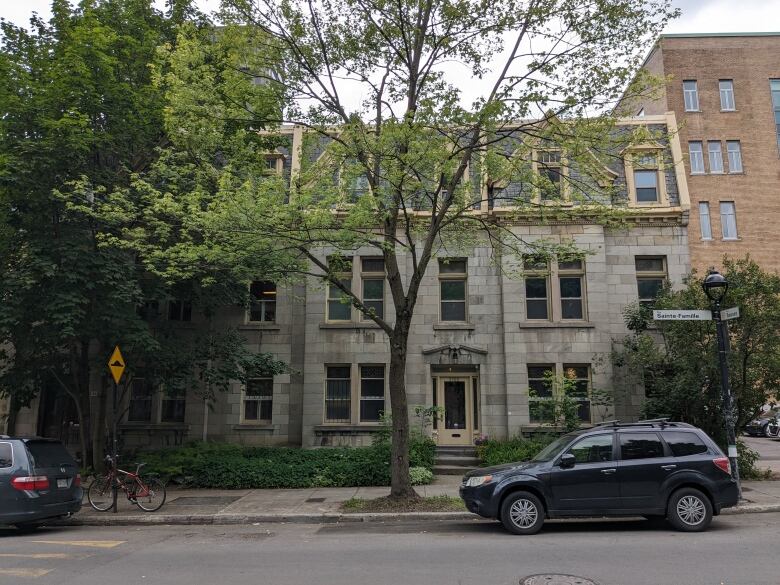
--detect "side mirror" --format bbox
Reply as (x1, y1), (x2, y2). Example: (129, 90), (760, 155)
(559, 453), (576, 469)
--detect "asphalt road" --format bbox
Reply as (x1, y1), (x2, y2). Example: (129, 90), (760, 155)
(0, 513), (776, 585)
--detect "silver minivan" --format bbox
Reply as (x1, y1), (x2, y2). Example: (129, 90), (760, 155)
(0, 437), (82, 530)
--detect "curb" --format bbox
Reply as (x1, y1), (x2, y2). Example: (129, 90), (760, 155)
(60, 504), (780, 526)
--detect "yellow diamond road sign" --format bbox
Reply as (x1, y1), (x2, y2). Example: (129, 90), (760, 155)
(108, 346), (125, 385)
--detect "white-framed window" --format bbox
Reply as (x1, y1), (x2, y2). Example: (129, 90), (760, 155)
(634, 169), (659, 203)
(727, 141), (743, 173)
(558, 260), (585, 320)
(324, 365), (385, 425)
(708, 141), (724, 174)
(524, 256), (549, 321)
(635, 256), (667, 307)
(719, 80), (736, 111)
(688, 141), (705, 174)
(325, 365), (351, 423)
(326, 257), (353, 322)
(699, 202), (713, 240)
(360, 258), (385, 321)
(528, 364), (555, 423)
(243, 378), (273, 424)
(249, 281), (277, 322)
(563, 364), (592, 423)
(263, 155), (284, 176)
(359, 365), (385, 423)
(526, 364), (592, 425)
(168, 299), (192, 322)
(624, 148), (666, 206)
(683, 80), (699, 111)
(439, 258), (467, 322)
(720, 201), (738, 240)
(537, 150), (564, 201)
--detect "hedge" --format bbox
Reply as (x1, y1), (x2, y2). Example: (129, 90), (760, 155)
(476, 435), (556, 467)
(134, 436), (436, 489)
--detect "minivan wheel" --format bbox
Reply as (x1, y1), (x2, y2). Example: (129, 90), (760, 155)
(500, 491), (544, 535)
(667, 488), (713, 532)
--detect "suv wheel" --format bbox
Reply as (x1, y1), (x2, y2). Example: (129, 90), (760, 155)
(667, 488), (713, 532)
(500, 491), (544, 535)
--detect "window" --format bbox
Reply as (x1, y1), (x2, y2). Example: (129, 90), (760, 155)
(708, 141), (723, 174)
(325, 366), (351, 422)
(720, 201), (738, 240)
(528, 365), (554, 423)
(688, 142), (705, 174)
(361, 258), (385, 320)
(683, 80), (699, 111)
(249, 281), (277, 322)
(772, 80), (780, 151)
(0, 443), (12, 468)
(563, 365), (591, 422)
(699, 202), (713, 240)
(524, 256), (549, 320)
(664, 432), (709, 457)
(161, 388), (186, 423)
(634, 170), (658, 203)
(726, 141), (743, 173)
(537, 150), (563, 200)
(635, 256), (667, 307)
(168, 299), (192, 322)
(620, 432), (665, 460)
(566, 434), (614, 464)
(359, 365), (385, 422)
(263, 155), (283, 175)
(128, 377), (154, 422)
(559, 261), (585, 320)
(439, 259), (467, 321)
(244, 378), (273, 423)
(626, 150), (665, 205)
(327, 257), (353, 322)
(719, 80), (735, 111)
(636, 108), (645, 117)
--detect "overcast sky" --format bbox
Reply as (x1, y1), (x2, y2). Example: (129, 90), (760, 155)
(2, 0), (780, 34)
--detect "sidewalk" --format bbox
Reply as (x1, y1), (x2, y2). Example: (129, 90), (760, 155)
(67, 476), (780, 526)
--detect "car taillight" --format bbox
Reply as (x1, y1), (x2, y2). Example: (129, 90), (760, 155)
(11, 476), (50, 491)
(713, 457), (731, 475)
(74, 473), (81, 488)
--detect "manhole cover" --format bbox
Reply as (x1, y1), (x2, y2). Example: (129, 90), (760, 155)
(521, 575), (599, 585)
(168, 496), (241, 506)
(305, 497), (326, 503)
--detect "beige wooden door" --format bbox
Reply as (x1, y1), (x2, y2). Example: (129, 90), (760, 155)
(436, 377), (472, 445)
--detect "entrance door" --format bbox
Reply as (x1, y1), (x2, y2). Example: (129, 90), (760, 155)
(436, 378), (473, 445)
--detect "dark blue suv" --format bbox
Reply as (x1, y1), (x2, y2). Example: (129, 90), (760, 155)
(460, 421), (739, 535)
(0, 437), (82, 531)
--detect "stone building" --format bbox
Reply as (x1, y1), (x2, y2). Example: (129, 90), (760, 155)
(8, 113), (691, 451)
(621, 33), (780, 272)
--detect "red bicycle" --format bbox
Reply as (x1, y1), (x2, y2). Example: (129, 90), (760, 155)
(87, 456), (166, 512)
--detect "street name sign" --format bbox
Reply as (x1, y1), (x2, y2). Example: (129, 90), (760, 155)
(108, 346), (126, 384)
(722, 307), (740, 321)
(653, 309), (712, 321)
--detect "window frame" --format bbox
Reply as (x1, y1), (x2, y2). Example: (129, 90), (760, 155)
(532, 148), (570, 203)
(707, 141), (724, 174)
(262, 154), (284, 176)
(523, 256), (551, 321)
(359, 364), (386, 423)
(527, 363), (593, 425)
(699, 201), (713, 241)
(683, 80), (699, 112)
(360, 258), (385, 321)
(726, 141), (743, 174)
(720, 201), (738, 240)
(772, 79), (780, 153)
(438, 258), (468, 323)
(719, 79), (736, 111)
(563, 364), (592, 423)
(248, 281), (277, 323)
(127, 376), (155, 423)
(326, 257), (354, 323)
(324, 364), (387, 425)
(160, 386), (187, 424)
(242, 378), (274, 425)
(558, 261), (586, 321)
(635, 256), (668, 308)
(623, 147), (667, 206)
(167, 299), (192, 322)
(688, 141), (705, 174)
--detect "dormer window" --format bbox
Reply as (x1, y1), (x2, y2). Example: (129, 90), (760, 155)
(624, 148), (667, 206)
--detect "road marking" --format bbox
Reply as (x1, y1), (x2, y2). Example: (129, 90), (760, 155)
(0, 568), (53, 578)
(30, 539), (125, 548)
(0, 553), (81, 559)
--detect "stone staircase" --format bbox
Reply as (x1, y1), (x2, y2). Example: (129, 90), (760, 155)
(433, 446), (481, 476)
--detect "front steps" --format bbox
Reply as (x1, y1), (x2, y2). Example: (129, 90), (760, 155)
(434, 446), (481, 476)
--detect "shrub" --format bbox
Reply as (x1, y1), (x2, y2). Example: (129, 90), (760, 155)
(737, 439), (772, 480)
(476, 435), (556, 467)
(409, 466), (434, 485)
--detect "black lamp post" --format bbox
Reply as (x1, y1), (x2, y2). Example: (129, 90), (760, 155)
(702, 269), (741, 496)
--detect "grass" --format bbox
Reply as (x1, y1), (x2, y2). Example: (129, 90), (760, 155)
(340, 495), (466, 513)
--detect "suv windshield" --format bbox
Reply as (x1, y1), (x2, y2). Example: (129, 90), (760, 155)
(531, 432), (579, 462)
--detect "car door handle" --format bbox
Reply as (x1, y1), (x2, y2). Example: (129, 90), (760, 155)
(600, 468), (616, 474)
(662, 464), (677, 471)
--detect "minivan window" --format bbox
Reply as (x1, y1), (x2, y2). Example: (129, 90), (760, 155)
(25, 441), (72, 468)
(620, 433), (664, 460)
(0, 443), (12, 468)
(664, 432), (708, 457)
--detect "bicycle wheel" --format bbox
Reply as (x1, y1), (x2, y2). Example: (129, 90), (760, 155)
(133, 477), (166, 512)
(87, 476), (115, 512)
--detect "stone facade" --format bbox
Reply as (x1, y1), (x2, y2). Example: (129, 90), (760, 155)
(624, 33), (780, 273)
(10, 115), (691, 450)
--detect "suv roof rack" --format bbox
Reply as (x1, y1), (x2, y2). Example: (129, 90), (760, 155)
(593, 418), (691, 430)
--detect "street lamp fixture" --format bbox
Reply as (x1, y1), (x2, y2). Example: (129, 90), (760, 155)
(702, 268), (741, 497)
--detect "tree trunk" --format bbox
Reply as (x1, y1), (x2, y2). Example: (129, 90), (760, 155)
(388, 328), (418, 500)
(91, 377), (108, 471)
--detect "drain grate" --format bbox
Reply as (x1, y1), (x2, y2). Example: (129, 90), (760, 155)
(305, 497), (326, 503)
(168, 496), (241, 506)
(521, 575), (599, 585)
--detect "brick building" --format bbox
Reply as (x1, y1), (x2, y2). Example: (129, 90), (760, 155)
(6, 115), (692, 452)
(621, 33), (780, 273)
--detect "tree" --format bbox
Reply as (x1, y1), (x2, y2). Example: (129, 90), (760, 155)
(122, 0), (678, 499)
(612, 257), (780, 443)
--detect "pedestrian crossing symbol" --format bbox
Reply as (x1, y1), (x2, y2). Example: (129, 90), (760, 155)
(108, 346), (125, 385)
